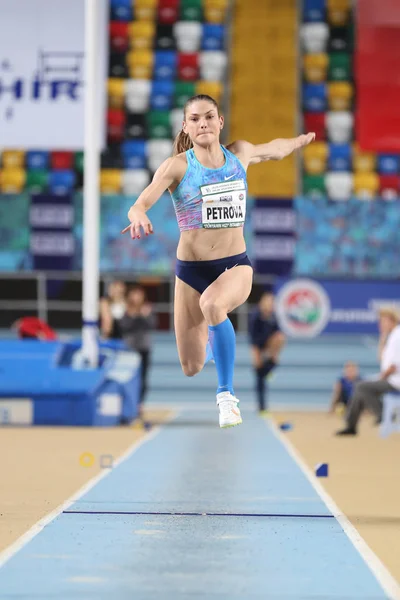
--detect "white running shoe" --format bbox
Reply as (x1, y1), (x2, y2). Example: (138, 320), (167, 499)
(217, 391), (242, 428)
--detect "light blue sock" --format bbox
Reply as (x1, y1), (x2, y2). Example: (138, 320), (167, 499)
(208, 318), (235, 395)
(204, 340), (214, 365)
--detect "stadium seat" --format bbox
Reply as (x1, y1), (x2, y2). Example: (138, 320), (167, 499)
(125, 79), (151, 113)
(326, 111), (353, 143)
(199, 51), (227, 81)
(121, 140), (148, 169)
(2, 150), (24, 169)
(150, 80), (174, 110)
(100, 169), (122, 194)
(110, 0), (133, 21)
(158, 0), (179, 25)
(325, 172), (353, 200)
(303, 141), (328, 175)
(26, 151), (49, 171)
(303, 173), (326, 197)
(178, 53), (200, 81)
(147, 111), (172, 139)
(128, 21), (155, 51)
(154, 50), (178, 80)
(49, 170), (76, 195)
(174, 81), (196, 107)
(109, 22), (129, 53)
(304, 112), (326, 140)
(202, 24), (224, 51)
(180, 0), (203, 21)
(135, 0), (158, 21)
(174, 21), (203, 53)
(303, 83), (327, 112)
(155, 24), (176, 50)
(108, 78), (125, 109)
(127, 50), (154, 79)
(75, 152), (84, 174)
(377, 154), (400, 175)
(328, 52), (351, 81)
(51, 152), (73, 171)
(328, 26), (352, 53)
(122, 169), (151, 195)
(26, 170), (48, 194)
(303, 0), (326, 22)
(328, 143), (352, 171)
(195, 80), (223, 103)
(109, 53), (128, 79)
(107, 108), (126, 143)
(327, 0), (351, 27)
(0, 168), (26, 193)
(125, 114), (147, 139)
(328, 82), (353, 111)
(303, 53), (329, 83)
(353, 172), (380, 199)
(379, 175), (400, 200)
(301, 23), (329, 53)
(353, 147), (376, 173)
(101, 147), (123, 169)
(148, 139), (173, 172)
(170, 107), (183, 137)
(204, 0), (228, 24)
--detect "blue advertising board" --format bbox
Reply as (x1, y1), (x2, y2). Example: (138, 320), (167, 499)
(274, 278), (400, 336)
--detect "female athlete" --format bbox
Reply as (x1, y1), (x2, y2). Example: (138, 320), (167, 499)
(123, 95), (315, 428)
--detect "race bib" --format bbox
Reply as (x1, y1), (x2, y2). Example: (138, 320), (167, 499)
(200, 179), (246, 229)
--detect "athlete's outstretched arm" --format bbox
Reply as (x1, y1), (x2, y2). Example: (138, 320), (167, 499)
(123, 157), (178, 239)
(228, 133), (315, 167)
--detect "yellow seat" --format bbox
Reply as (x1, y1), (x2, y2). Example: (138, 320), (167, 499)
(353, 146), (377, 173)
(2, 150), (25, 169)
(100, 170), (122, 195)
(134, 0), (158, 20)
(327, 0), (351, 27)
(108, 78), (125, 109)
(328, 82), (353, 111)
(0, 168), (26, 193)
(303, 142), (328, 175)
(204, 0), (229, 24)
(128, 21), (155, 50)
(303, 53), (328, 83)
(354, 172), (380, 199)
(195, 81), (223, 104)
(127, 50), (154, 80)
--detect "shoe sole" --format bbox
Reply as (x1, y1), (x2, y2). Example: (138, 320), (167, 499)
(220, 418), (243, 429)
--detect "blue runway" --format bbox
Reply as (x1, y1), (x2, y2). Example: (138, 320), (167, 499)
(0, 410), (397, 599)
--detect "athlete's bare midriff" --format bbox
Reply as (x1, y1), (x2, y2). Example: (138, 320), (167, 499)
(177, 228), (246, 261)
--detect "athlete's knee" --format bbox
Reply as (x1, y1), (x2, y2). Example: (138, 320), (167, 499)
(199, 294), (226, 324)
(181, 360), (203, 377)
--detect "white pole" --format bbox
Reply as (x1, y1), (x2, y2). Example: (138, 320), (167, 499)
(82, 0), (100, 367)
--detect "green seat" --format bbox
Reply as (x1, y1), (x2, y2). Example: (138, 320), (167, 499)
(26, 170), (48, 193)
(174, 81), (196, 108)
(303, 174), (326, 197)
(75, 151), (84, 173)
(180, 0), (202, 21)
(147, 111), (172, 139)
(328, 53), (351, 81)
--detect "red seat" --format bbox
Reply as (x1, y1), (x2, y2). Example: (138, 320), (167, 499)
(178, 53), (199, 81)
(109, 21), (129, 52)
(304, 112), (326, 141)
(158, 0), (179, 24)
(107, 108), (125, 143)
(379, 175), (400, 200)
(51, 152), (73, 170)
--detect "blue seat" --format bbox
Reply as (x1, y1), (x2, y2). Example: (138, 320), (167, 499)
(202, 24), (225, 51)
(303, 0), (326, 22)
(110, 0), (133, 21)
(303, 83), (327, 112)
(377, 154), (400, 175)
(154, 51), (178, 80)
(26, 151), (49, 170)
(121, 140), (147, 169)
(328, 143), (352, 171)
(49, 170), (76, 195)
(150, 80), (174, 111)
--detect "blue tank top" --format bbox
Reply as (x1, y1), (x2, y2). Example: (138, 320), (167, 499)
(170, 145), (248, 232)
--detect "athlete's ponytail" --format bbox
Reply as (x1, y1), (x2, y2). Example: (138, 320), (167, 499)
(172, 94), (220, 156)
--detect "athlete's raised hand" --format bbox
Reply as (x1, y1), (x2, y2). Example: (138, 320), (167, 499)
(121, 206), (154, 239)
(294, 132), (316, 149)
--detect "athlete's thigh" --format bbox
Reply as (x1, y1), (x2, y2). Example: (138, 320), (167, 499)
(174, 276), (208, 364)
(203, 265), (253, 313)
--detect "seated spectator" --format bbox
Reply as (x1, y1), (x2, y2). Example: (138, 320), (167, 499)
(336, 307), (400, 436)
(329, 360), (361, 415)
(100, 280), (126, 339)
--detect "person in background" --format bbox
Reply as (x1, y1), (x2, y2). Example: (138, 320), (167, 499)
(336, 307), (400, 436)
(248, 291), (285, 413)
(119, 285), (155, 415)
(329, 361), (361, 416)
(100, 280), (126, 339)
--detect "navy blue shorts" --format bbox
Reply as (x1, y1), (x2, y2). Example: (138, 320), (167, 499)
(175, 251), (252, 295)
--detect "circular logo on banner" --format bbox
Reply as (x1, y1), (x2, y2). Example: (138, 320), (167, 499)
(276, 279), (330, 337)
